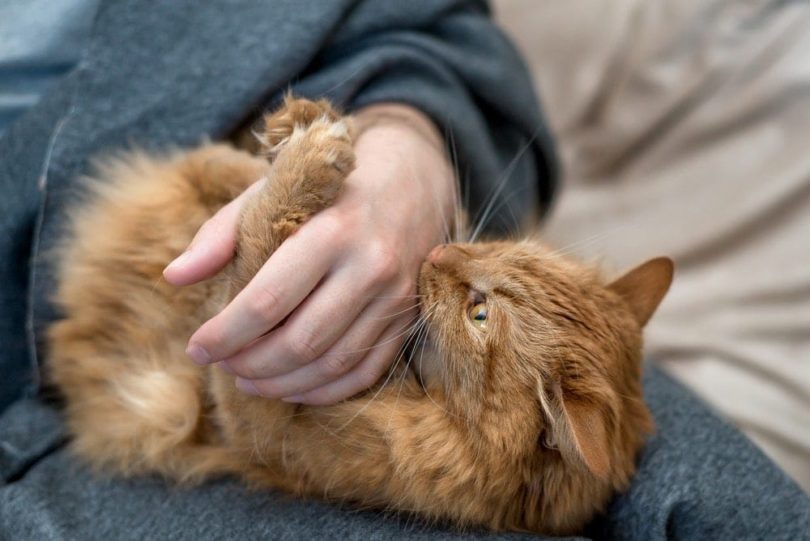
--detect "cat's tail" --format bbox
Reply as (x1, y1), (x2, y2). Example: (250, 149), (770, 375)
(229, 97), (356, 291)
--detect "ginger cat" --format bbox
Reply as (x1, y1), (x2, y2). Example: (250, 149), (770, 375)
(48, 97), (673, 535)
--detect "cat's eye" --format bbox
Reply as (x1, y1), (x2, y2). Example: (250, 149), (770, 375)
(468, 303), (488, 330)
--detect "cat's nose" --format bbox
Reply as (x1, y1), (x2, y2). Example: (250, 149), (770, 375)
(426, 244), (446, 264)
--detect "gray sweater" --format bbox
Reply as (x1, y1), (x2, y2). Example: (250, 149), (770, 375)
(2, 4), (809, 539)
(0, 0), (556, 408)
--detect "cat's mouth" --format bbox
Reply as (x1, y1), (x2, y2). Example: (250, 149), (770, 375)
(407, 327), (443, 388)
(413, 261), (444, 386)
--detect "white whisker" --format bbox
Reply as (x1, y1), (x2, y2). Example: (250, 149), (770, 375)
(541, 225), (629, 261)
(369, 304), (421, 321)
(368, 294), (425, 300)
(415, 320), (458, 419)
(469, 131), (540, 243)
(476, 183), (530, 239)
(331, 319), (424, 432)
(323, 313), (423, 358)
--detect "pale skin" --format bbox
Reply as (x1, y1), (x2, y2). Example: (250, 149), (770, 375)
(163, 103), (455, 405)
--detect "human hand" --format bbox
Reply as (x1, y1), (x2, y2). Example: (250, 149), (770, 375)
(163, 103), (455, 405)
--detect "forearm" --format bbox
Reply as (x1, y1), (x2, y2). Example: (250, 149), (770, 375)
(351, 102), (457, 240)
(353, 103), (445, 154)
(292, 0), (557, 230)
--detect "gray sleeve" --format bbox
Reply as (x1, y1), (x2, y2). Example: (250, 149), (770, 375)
(0, 0), (557, 402)
(290, 0), (558, 233)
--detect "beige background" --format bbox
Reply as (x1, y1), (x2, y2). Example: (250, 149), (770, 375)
(495, 0), (810, 491)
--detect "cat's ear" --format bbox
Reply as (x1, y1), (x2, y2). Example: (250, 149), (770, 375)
(539, 383), (611, 478)
(608, 257), (674, 327)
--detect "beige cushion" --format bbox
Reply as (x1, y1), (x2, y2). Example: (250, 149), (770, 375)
(495, 0), (810, 491)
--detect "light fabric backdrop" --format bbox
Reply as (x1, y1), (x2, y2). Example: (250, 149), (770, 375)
(495, 0), (810, 491)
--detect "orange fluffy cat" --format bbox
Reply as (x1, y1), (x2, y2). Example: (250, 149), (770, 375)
(48, 97), (673, 535)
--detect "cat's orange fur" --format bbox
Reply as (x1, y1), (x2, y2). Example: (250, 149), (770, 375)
(48, 98), (672, 535)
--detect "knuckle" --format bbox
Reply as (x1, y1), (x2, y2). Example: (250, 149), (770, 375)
(368, 244), (401, 284)
(197, 323), (225, 353)
(320, 353), (354, 378)
(289, 333), (320, 366)
(231, 358), (259, 380)
(393, 304), (416, 324)
(252, 379), (280, 397)
(394, 279), (416, 301)
(316, 212), (347, 243)
(358, 365), (386, 389)
(247, 285), (282, 321)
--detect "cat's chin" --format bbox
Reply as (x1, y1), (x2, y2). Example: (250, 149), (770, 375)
(410, 334), (444, 388)
(414, 262), (441, 385)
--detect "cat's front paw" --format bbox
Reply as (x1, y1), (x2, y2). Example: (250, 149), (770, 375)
(257, 96), (345, 158)
(283, 115), (355, 204)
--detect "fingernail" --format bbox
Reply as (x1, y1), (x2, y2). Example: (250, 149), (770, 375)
(282, 394), (305, 403)
(236, 378), (261, 396)
(217, 360), (235, 374)
(164, 250), (194, 273)
(186, 343), (211, 365)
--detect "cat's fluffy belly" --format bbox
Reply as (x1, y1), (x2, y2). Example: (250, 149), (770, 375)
(48, 97), (671, 535)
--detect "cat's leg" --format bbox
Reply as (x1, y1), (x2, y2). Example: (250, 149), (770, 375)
(229, 97), (356, 290)
(51, 343), (245, 482)
(256, 95), (343, 159)
(56, 99), (355, 485)
(180, 144), (272, 210)
(48, 145), (277, 483)
(208, 99), (357, 478)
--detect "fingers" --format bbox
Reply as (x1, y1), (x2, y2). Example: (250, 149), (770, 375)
(236, 314), (412, 405)
(220, 268), (382, 379)
(228, 300), (416, 398)
(178, 104), (451, 405)
(185, 216), (340, 363)
(283, 319), (411, 405)
(163, 179), (265, 286)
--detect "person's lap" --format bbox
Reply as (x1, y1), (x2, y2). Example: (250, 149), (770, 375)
(1, 2), (808, 538)
(2, 365), (807, 541)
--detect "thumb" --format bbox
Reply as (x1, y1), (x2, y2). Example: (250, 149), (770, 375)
(163, 178), (264, 286)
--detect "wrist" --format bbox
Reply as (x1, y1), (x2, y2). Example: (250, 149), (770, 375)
(349, 103), (458, 248)
(352, 103), (445, 156)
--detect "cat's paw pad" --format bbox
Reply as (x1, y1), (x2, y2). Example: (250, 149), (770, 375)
(257, 97), (344, 157)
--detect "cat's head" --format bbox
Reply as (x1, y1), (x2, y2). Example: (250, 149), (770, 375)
(416, 239), (672, 480)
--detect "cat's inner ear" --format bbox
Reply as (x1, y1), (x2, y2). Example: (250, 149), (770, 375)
(538, 382), (611, 479)
(608, 257), (674, 327)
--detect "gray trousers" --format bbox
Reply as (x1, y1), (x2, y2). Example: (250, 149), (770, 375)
(1, 366), (808, 540)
